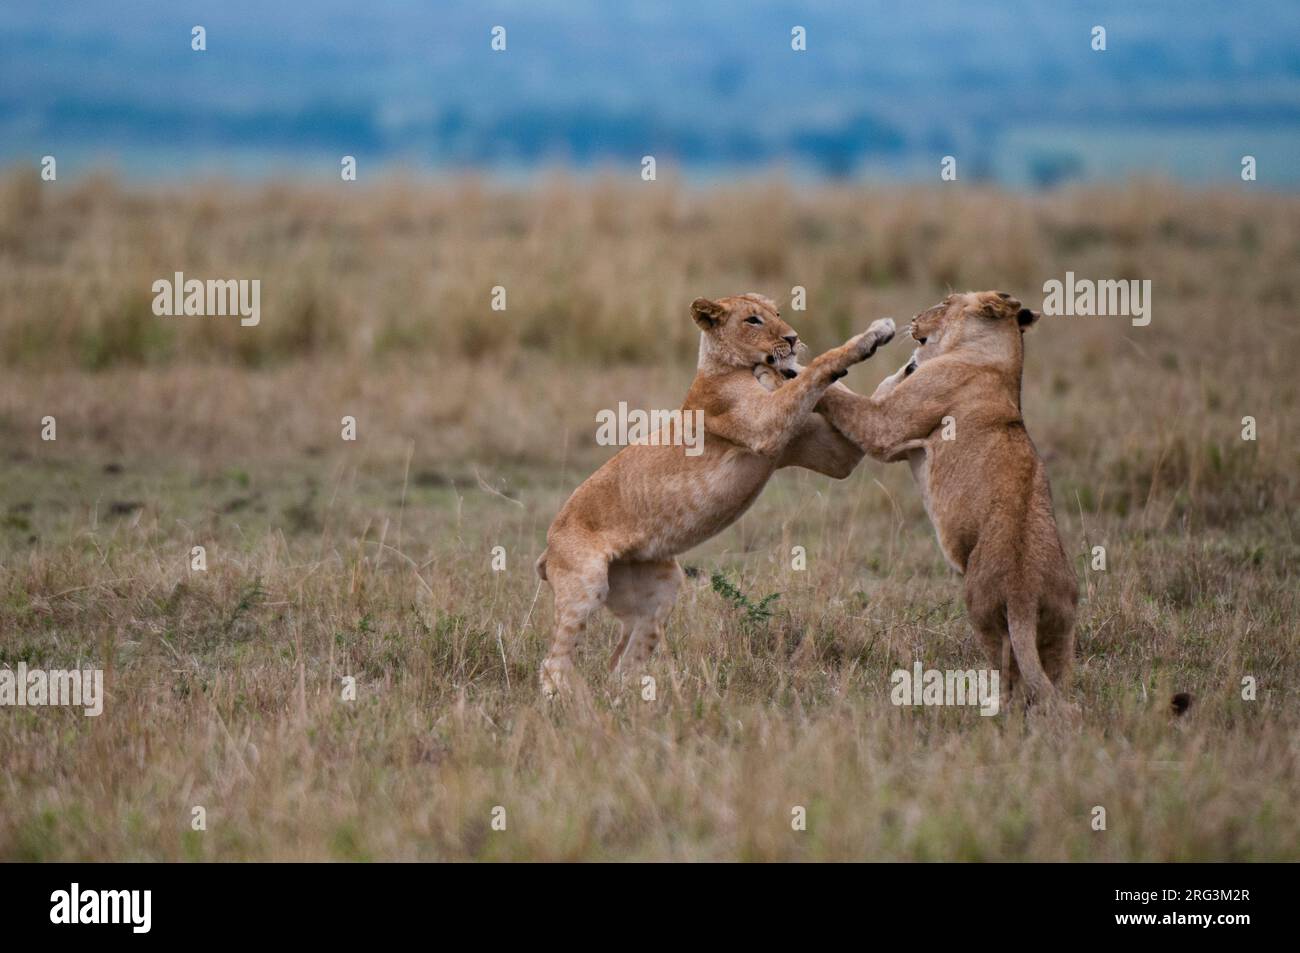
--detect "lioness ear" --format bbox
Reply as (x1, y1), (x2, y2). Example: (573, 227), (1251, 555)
(980, 293), (1024, 322)
(691, 297), (726, 330)
(1017, 308), (1040, 329)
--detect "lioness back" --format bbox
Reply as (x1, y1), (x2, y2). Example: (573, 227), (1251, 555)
(546, 418), (774, 563)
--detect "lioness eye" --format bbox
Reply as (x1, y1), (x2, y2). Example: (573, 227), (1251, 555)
(745, 316), (763, 325)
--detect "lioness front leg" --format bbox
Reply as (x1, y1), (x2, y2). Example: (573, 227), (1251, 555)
(814, 358), (957, 461)
(776, 413), (866, 477)
(755, 362), (866, 478)
(711, 319), (894, 457)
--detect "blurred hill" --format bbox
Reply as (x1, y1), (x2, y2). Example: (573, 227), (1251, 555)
(2, 0), (1299, 185)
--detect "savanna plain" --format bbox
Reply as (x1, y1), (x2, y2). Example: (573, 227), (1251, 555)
(0, 171), (1297, 860)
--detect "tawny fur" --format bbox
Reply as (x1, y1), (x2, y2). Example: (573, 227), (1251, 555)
(774, 291), (1078, 707)
(535, 293), (894, 696)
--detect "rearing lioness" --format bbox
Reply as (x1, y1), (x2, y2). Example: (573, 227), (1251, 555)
(535, 293), (894, 696)
(807, 291), (1077, 705)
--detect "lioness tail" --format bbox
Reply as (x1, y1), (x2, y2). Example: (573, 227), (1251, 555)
(1006, 599), (1056, 702)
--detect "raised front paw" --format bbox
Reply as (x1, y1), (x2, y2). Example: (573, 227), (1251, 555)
(852, 318), (895, 360)
(819, 319), (897, 378)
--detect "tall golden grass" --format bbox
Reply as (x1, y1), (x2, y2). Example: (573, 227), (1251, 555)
(0, 172), (1297, 859)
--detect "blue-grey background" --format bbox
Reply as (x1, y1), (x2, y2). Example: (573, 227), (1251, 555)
(2, 0), (1298, 185)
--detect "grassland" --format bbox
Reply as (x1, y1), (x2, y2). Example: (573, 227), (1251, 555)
(1, 171), (1297, 860)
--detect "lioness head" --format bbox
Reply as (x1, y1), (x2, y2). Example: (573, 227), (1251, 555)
(904, 291), (1040, 374)
(692, 293), (801, 375)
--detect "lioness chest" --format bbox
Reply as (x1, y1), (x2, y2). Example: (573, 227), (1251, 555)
(913, 426), (1042, 576)
(908, 444), (966, 574)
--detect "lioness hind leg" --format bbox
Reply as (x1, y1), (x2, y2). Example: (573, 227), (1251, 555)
(1036, 601), (1077, 693)
(605, 559), (684, 673)
(973, 620), (1018, 710)
(999, 633), (1020, 709)
(540, 550), (610, 698)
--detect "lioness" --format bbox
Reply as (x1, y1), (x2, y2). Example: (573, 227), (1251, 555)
(535, 293), (894, 696)
(770, 291), (1077, 706)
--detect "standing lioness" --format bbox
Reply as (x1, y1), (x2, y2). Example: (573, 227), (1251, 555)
(813, 291), (1078, 705)
(536, 293), (894, 696)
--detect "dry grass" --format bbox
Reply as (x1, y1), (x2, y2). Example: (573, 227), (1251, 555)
(0, 173), (1298, 860)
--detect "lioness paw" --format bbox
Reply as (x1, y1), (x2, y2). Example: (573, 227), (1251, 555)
(540, 657), (574, 699)
(842, 318), (895, 365)
(752, 363), (784, 392)
(860, 318), (895, 356)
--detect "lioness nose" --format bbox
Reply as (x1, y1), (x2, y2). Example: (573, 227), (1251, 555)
(782, 334), (798, 346)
